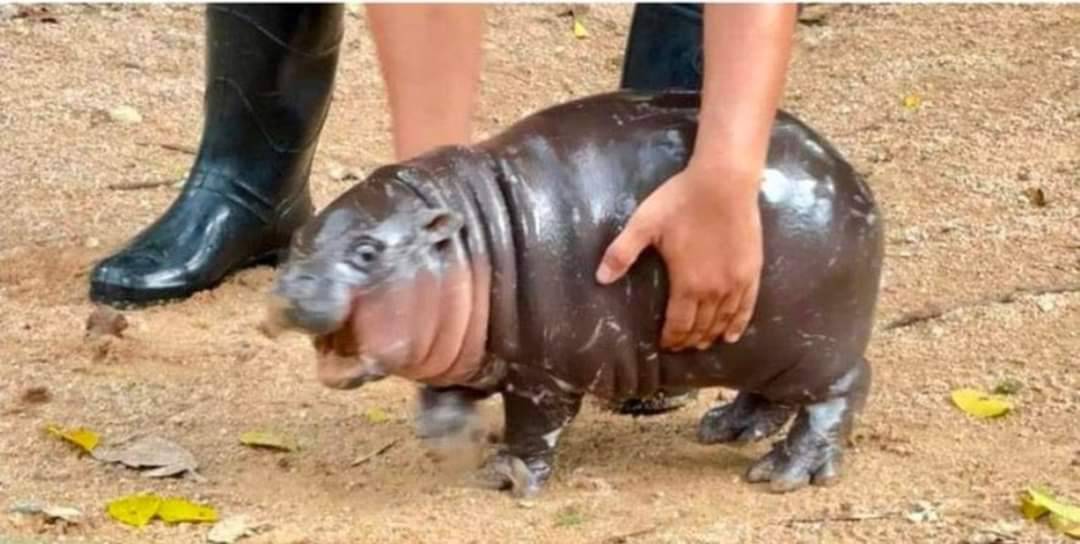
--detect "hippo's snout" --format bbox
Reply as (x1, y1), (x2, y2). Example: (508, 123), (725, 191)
(268, 264), (352, 336)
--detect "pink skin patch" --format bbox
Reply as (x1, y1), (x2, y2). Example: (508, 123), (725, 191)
(313, 257), (491, 390)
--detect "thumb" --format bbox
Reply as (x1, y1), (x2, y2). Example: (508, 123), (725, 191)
(596, 221), (653, 285)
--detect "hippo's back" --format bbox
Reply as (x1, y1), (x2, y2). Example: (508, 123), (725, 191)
(474, 91), (883, 402)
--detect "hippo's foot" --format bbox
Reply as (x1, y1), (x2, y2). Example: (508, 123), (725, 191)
(481, 373), (584, 497)
(475, 451), (552, 498)
(696, 391), (794, 445)
(744, 358), (871, 493)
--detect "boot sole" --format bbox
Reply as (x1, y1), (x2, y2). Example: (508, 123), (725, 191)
(88, 247), (288, 309)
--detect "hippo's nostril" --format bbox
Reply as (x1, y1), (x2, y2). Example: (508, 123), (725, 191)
(294, 272), (320, 291)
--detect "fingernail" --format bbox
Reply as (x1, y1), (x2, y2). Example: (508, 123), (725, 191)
(725, 333), (740, 343)
(595, 264), (613, 284)
(696, 342), (709, 350)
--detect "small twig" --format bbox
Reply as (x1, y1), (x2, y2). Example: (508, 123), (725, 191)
(882, 283), (1080, 331)
(106, 179), (179, 191)
(785, 511), (898, 525)
(351, 439), (399, 467)
(136, 141), (196, 155)
(598, 525), (661, 543)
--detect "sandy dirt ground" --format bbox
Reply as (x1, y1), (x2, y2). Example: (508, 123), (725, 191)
(1, 3), (1078, 543)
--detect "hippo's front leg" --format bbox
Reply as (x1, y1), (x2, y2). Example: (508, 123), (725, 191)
(481, 373), (584, 498)
(415, 385), (495, 444)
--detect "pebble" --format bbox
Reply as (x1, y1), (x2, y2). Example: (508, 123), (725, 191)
(108, 105), (142, 124)
(208, 515), (254, 544)
(904, 500), (940, 523)
(1035, 295), (1056, 313)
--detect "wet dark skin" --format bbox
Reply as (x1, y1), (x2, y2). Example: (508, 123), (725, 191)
(268, 90), (886, 497)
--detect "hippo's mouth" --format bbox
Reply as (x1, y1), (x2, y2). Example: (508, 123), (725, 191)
(311, 319), (388, 389)
(313, 324), (359, 358)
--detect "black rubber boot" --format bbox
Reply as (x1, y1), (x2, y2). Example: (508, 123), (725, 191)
(89, 4), (344, 307)
(619, 3), (704, 92)
(612, 2), (705, 416)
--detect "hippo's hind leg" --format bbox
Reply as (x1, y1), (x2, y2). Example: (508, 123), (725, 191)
(697, 391), (795, 445)
(746, 356), (872, 493)
(479, 376), (584, 498)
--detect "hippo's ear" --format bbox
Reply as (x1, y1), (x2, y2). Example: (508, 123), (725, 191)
(416, 207), (464, 246)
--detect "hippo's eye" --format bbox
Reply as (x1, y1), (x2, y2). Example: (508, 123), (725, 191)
(348, 239), (383, 269)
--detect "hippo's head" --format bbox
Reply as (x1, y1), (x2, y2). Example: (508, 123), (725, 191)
(265, 166), (469, 389)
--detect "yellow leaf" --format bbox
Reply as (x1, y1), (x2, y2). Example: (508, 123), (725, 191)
(239, 430), (298, 452)
(572, 18), (588, 39)
(950, 388), (1012, 418)
(902, 93), (922, 110)
(106, 494), (162, 527)
(364, 407), (390, 424)
(46, 424), (100, 453)
(157, 498), (218, 524)
(1025, 487), (1080, 525)
(1021, 492), (1050, 519)
(1049, 513), (1080, 538)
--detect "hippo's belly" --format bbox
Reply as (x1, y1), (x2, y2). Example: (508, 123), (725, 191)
(476, 92), (883, 403)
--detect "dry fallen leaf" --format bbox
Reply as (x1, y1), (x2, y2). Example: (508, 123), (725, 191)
(105, 494), (218, 527)
(1021, 487), (1080, 539)
(106, 494), (161, 527)
(91, 435), (201, 479)
(240, 430), (299, 452)
(572, 17), (588, 39)
(156, 497), (218, 524)
(21, 386), (50, 404)
(902, 93), (923, 110)
(7, 502), (83, 524)
(1023, 187), (1048, 207)
(46, 424), (100, 453)
(950, 388), (1012, 418)
(364, 407), (390, 424)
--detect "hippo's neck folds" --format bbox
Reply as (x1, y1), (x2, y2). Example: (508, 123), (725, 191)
(384, 149), (514, 390)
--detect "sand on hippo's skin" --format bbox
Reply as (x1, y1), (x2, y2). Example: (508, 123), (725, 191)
(1, 4), (1079, 543)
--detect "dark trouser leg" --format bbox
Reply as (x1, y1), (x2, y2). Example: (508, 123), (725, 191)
(89, 4), (344, 307)
(611, 3), (704, 415)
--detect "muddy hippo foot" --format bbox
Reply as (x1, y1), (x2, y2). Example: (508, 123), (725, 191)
(743, 402), (849, 493)
(475, 452), (552, 498)
(696, 392), (794, 445)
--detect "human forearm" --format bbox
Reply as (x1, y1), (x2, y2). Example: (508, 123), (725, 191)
(367, 4), (486, 160)
(691, 3), (798, 196)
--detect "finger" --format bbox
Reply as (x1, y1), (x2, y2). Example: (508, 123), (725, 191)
(686, 295), (721, 350)
(661, 292), (697, 351)
(708, 287), (744, 343)
(596, 222), (652, 285)
(724, 279), (760, 343)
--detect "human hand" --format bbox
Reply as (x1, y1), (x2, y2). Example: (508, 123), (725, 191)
(595, 161), (763, 351)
